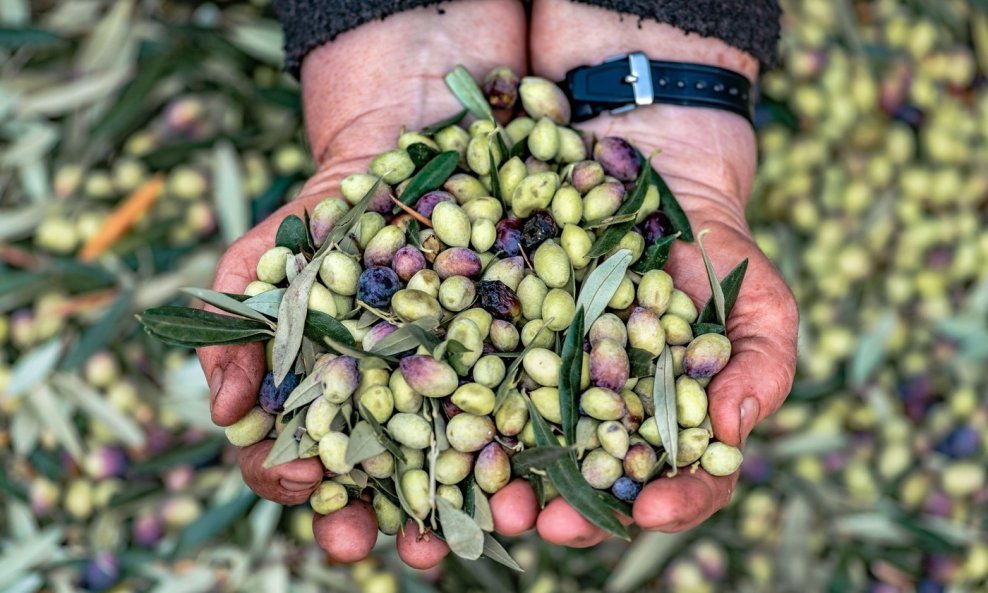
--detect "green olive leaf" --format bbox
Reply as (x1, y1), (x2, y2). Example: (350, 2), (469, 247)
(468, 479), (494, 532)
(510, 446), (574, 475)
(695, 258), (748, 327)
(585, 154), (654, 258)
(488, 141), (503, 204)
(696, 229), (726, 326)
(631, 233), (679, 275)
(369, 316), (441, 356)
(523, 395), (629, 539)
(628, 347), (656, 378)
(358, 404), (407, 463)
(242, 288), (286, 317)
(137, 307), (273, 348)
(396, 151), (460, 207)
(272, 245), (326, 386)
(650, 168), (693, 242)
(181, 287), (274, 327)
(262, 410), (305, 469)
(282, 356), (333, 412)
(691, 322), (726, 336)
(275, 214), (311, 253)
(574, 249), (632, 334)
(345, 420), (389, 466)
(321, 175), (386, 254)
(558, 307), (585, 445)
(437, 497), (485, 560)
(407, 142), (440, 169)
(652, 344), (678, 477)
(443, 65), (493, 120)
(420, 109), (468, 135)
(482, 533), (523, 572)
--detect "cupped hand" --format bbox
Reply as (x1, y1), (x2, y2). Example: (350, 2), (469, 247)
(197, 0), (532, 569)
(530, 0), (798, 545)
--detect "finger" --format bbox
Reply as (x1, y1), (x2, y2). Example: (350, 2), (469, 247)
(706, 269), (798, 446)
(396, 520), (450, 569)
(633, 468), (738, 531)
(198, 244), (267, 426)
(490, 479), (539, 536)
(536, 498), (609, 548)
(238, 440), (324, 504)
(312, 499), (379, 563)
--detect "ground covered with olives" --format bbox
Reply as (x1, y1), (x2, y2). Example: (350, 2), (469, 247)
(141, 65), (747, 560)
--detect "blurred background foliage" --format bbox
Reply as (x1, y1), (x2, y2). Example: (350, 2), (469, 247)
(0, 0), (986, 591)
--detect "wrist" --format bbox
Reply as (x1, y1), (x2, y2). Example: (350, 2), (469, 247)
(298, 0), (526, 166)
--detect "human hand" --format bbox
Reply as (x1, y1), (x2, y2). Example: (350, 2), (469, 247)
(529, 0), (798, 545)
(198, 0), (531, 569)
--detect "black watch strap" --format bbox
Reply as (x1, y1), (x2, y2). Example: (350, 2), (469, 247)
(561, 52), (754, 125)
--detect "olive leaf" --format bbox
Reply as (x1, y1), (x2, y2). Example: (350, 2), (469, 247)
(137, 307), (273, 348)
(396, 151), (459, 207)
(345, 420), (388, 466)
(368, 316), (441, 356)
(394, 466), (426, 534)
(444, 65), (493, 120)
(4, 337), (65, 397)
(482, 534), (523, 572)
(692, 322), (726, 336)
(695, 258), (748, 327)
(628, 347), (656, 378)
(268, 174), (384, 387)
(463, 478), (494, 532)
(437, 497), (485, 560)
(438, 339), (472, 376)
(275, 214), (311, 253)
(585, 154), (654, 258)
(696, 229), (726, 326)
(652, 344), (678, 477)
(631, 233), (679, 275)
(181, 287), (274, 327)
(304, 310), (357, 348)
(529, 475), (546, 508)
(849, 312), (898, 388)
(407, 142), (440, 169)
(420, 109), (468, 134)
(492, 320), (553, 412)
(282, 357), (331, 412)
(582, 211), (638, 231)
(61, 289), (133, 370)
(488, 141), (503, 203)
(322, 175), (386, 253)
(574, 249), (633, 334)
(523, 396), (629, 539)
(243, 288), (286, 317)
(405, 218), (424, 250)
(650, 168), (693, 241)
(558, 307), (585, 445)
(262, 410), (305, 469)
(271, 256), (322, 386)
(431, 399), (450, 452)
(511, 446), (573, 475)
(358, 404), (406, 463)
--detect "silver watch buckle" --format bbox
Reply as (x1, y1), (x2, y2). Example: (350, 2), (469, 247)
(604, 52), (654, 115)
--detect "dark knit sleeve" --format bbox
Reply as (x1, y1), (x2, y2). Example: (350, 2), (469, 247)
(273, 0), (780, 79)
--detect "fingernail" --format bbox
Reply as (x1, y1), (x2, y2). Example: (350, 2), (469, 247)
(209, 367), (224, 405)
(739, 397), (760, 443)
(280, 479), (313, 492)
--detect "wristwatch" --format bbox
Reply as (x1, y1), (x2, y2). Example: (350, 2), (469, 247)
(560, 52), (754, 125)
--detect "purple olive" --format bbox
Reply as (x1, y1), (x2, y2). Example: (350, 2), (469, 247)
(433, 247), (482, 279)
(593, 137), (640, 181)
(392, 245), (427, 282)
(494, 217), (524, 256)
(415, 190), (455, 218)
